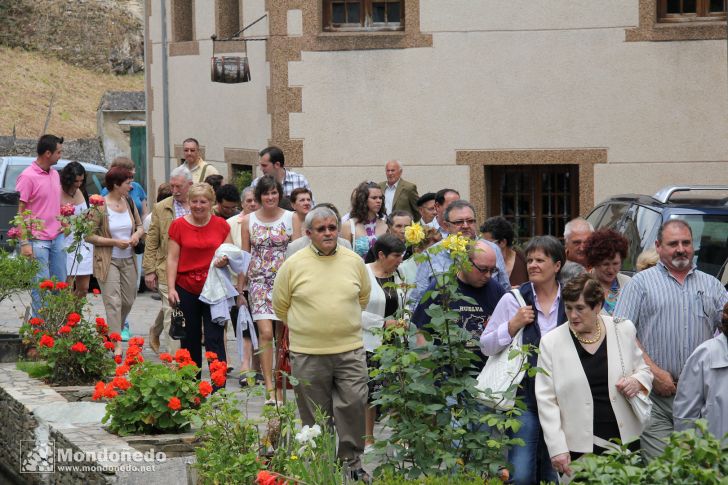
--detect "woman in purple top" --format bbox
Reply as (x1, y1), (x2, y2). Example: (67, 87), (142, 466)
(480, 235), (567, 485)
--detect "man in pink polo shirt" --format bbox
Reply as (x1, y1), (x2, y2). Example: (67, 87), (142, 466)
(16, 134), (66, 312)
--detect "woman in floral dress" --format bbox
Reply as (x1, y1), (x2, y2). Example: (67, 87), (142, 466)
(241, 175), (301, 403)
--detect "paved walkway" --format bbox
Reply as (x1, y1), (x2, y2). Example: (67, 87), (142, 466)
(0, 289), (385, 479)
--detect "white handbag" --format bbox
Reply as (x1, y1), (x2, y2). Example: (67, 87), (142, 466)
(476, 289), (528, 411)
(613, 318), (652, 429)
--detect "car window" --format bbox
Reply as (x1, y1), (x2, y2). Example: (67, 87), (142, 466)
(586, 204), (606, 229)
(86, 171), (105, 195)
(669, 214), (728, 278)
(3, 165), (26, 190)
(596, 202), (630, 230)
(621, 205), (661, 272)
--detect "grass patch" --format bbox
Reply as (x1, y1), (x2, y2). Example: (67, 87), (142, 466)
(0, 46), (143, 139)
(16, 360), (51, 379)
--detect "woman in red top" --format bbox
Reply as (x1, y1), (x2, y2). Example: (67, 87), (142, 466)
(167, 183), (232, 378)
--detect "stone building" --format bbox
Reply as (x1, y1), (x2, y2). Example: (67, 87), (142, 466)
(143, 1), (728, 241)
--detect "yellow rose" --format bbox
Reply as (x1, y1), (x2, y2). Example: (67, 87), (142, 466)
(404, 222), (425, 246)
(442, 233), (470, 254)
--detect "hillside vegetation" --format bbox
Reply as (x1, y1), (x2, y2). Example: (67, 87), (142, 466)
(0, 46), (144, 139)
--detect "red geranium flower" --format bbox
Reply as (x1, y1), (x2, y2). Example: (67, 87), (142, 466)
(114, 355), (122, 364)
(115, 364), (130, 376)
(167, 397), (182, 411)
(125, 354), (144, 366)
(58, 325), (72, 335)
(55, 281), (69, 290)
(193, 397), (201, 406)
(39, 334), (55, 348)
(29, 317), (44, 326)
(108, 332), (122, 342)
(198, 381), (213, 397)
(70, 342), (88, 353)
(92, 288), (100, 295)
(211, 370), (226, 387)
(104, 341), (115, 351)
(209, 360), (227, 374)
(159, 353), (173, 363)
(103, 382), (118, 399)
(174, 348), (192, 364)
(92, 381), (105, 401)
(256, 470), (287, 485)
(205, 351), (218, 361)
(67, 313), (82, 323)
(39, 280), (54, 290)
(112, 376), (131, 391)
(128, 336), (145, 347)
(33, 329), (40, 335)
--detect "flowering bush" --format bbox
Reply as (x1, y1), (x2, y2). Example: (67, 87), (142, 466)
(7, 210), (45, 247)
(98, 347), (218, 436)
(369, 229), (535, 480)
(19, 279), (85, 338)
(17, 280), (115, 385)
(22, 312), (116, 385)
(57, 199), (104, 274)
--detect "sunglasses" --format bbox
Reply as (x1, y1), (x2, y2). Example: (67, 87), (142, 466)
(312, 224), (338, 233)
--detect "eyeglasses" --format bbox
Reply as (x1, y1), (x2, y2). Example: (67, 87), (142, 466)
(312, 224), (338, 233)
(448, 218), (476, 227)
(469, 258), (498, 275)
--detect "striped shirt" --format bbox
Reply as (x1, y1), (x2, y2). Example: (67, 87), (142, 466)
(613, 261), (727, 380)
(251, 169), (313, 201)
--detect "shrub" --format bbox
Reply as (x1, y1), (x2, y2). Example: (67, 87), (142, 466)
(97, 346), (219, 436)
(569, 420), (728, 484)
(0, 249), (38, 304)
(18, 281), (115, 385)
(370, 228), (533, 480)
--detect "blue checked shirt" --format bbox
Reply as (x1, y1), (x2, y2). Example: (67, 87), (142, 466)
(251, 169), (314, 202)
(409, 238), (510, 311)
(613, 261), (727, 380)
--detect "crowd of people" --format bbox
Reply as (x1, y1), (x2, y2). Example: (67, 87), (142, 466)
(15, 134), (728, 484)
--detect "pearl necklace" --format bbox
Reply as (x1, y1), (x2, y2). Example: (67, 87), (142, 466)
(572, 317), (602, 345)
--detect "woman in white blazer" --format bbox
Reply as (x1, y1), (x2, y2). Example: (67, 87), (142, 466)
(536, 273), (652, 478)
(361, 234), (407, 451)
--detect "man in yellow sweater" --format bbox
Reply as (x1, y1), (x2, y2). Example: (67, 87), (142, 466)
(273, 206), (371, 482)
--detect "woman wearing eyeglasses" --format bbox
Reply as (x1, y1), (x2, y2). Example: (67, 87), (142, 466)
(341, 181), (387, 260)
(480, 235), (568, 485)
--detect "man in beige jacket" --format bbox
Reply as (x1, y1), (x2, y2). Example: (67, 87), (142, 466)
(143, 166), (193, 353)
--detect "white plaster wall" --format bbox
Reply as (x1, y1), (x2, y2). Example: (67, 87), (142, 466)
(419, 0), (637, 32)
(147, 0), (270, 184)
(290, 28), (727, 169)
(289, 164), (470, 216)
(595, 161), (728, 203)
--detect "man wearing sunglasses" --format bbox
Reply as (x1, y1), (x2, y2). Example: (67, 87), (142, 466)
(273, 205), (372, 483)
(412, 240), (506, 366)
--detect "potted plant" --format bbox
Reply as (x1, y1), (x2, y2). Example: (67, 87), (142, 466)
(95, 345), (221, 436)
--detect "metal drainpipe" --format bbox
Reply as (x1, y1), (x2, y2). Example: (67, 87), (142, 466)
(161, 0), (171, 181)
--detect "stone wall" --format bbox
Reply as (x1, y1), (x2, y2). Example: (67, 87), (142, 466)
(0, 364), (194, 484)
(0, 136), (105, 165)
(0, 369), (41, 484)
(0, 0), (144, 74)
